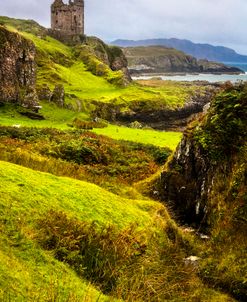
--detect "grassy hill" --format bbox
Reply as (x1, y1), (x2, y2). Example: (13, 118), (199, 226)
(0, 160), (162, 301)
(0, 161), (235, 301)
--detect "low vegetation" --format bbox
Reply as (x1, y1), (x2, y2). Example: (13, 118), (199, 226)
(0, 126), (172, 197)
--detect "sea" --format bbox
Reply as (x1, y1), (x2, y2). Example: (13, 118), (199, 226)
(132, 62), (247, 83)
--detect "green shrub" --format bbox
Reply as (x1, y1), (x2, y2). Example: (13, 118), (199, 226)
(194, 83), (247, 161)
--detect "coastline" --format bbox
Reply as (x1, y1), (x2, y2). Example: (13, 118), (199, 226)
(132, 71), (247, 83)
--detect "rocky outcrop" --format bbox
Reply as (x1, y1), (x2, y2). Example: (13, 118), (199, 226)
(157, 83), (247, 229)
(75, 36), (131, 84)
(198, 59), (242, 73)
(122, 46), (243, 75)
(0, 26), (39, 109)
(117, 89), (215, 130)
(91, 87), (216, 130)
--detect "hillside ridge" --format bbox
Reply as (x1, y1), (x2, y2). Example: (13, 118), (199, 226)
(122, 45), (243, 74)
(112, 38), (247, 63)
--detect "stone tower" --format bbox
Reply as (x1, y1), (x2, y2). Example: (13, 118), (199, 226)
(51, 0), (84, 36)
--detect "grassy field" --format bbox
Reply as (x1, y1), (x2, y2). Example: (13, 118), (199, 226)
(0, 103), (89, 129)
(93, 124), (182, 150)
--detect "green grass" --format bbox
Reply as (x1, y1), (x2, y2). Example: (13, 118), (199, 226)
(0, 161), (163, 228)
(0, 237), (112, 302)
(0, 160), (163, 301)
(5, 24), (202, 110)
(0, 103), (89, 129)
(92, 124), (182, 150)
(0, 161), (234, 302)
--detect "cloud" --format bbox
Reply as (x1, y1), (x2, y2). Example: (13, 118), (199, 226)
(1, 0), (247, 54)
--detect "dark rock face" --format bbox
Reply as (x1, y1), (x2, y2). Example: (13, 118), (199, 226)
(158, 83), (247, 230)
(0, 26), (38, 109)
(37, 85), (52, 102)
(159, 133), (212, 227)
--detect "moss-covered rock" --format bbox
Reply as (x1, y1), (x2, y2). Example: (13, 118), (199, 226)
(74, 36), (131, 85)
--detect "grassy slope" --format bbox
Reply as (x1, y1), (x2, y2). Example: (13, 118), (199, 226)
(123, 45), (193, 66)
(0, 104), (182, 151)
(0, 161), (162, 228)
(0, 161), (234, 302)
(3, 20), (201, 110)
(93, 125), (182, 150)
(0, 160), (164, 301)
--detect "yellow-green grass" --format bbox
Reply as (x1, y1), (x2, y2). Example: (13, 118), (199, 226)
(0, 160), (163, 300)
(0, 103), (89, 129)
(0, 161), (163, 229)
(92, 124), (182, 150)
(0, 105), (182, 150)
(0, 238), (113, 302)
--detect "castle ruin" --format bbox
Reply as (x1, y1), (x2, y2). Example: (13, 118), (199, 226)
(50, 0), (84, 42)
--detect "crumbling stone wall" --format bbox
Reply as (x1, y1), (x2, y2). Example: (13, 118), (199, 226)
(51, 0), (84, 36)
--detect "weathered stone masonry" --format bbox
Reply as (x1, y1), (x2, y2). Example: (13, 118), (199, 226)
(51, 0), (84, 36)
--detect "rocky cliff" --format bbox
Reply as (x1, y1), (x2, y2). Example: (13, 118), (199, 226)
(159, 82), (246, 228)
(122, 46), (243, 75)
(0, 26), (38, 109)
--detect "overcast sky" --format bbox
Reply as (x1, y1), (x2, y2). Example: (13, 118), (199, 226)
(1, 0), (247, 54)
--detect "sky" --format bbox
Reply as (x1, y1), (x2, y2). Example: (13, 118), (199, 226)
(1, 0), (247, 54)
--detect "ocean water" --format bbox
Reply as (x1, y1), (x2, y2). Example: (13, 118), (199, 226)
(133, 62), (247, 83)
(133, 73), (247, 83)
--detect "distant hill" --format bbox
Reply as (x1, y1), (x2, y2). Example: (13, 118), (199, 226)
(112, 38), (247, 63)
(122, 46), (243, 74)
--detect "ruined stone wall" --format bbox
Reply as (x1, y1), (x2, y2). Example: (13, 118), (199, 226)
(51, 0), (84, 36)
